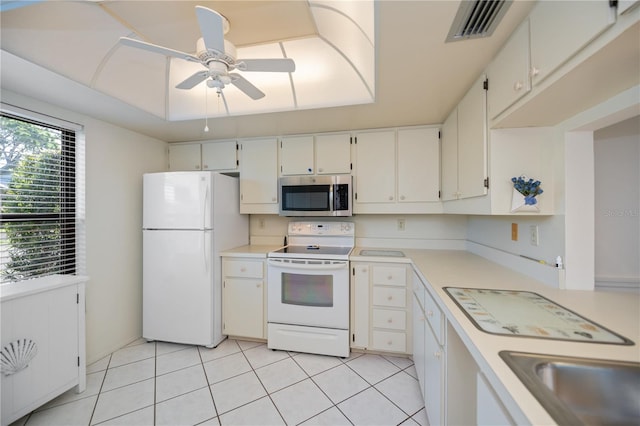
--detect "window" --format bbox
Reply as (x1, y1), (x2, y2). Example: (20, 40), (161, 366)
(1, 112), (78, 282)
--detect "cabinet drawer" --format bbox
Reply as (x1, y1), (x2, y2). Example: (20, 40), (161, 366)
(223, 260), (263, 278)
(372, 287), (406, 308)
(424, 289), (444, 345)
(372, 266), (406, 287)
(372, 308), (406, 331)
(372, 330), (407, 353)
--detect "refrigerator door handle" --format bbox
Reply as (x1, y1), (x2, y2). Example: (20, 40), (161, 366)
(201, 176), (208, 229)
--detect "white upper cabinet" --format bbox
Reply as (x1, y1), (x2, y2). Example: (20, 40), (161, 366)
(239, 138), (279, 214)
(280, 136), (314, 175)
(486, 20), (530, 120)
(353, 127), (441, 214)
(315, 133), (352, 175)
(201, 140), (238, 171)
(529, 0), (614, 86)
(169, 140), (238, 172)
(280, 133), (351, 176)
(354, 130), (396, 204)
(168, 144), (201, 171)
(441, 75), (488, 202)
(397, 128), (440, 203)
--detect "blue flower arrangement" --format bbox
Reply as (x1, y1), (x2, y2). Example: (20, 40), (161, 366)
(511, 176), (543, 205)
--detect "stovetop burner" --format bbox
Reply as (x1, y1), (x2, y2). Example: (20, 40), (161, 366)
(270, 245), (353, 259)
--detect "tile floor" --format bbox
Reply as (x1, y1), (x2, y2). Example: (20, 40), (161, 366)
(11, 338), (427, 426)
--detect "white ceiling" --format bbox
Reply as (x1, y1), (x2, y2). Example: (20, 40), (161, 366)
(0, 0), (536, 142)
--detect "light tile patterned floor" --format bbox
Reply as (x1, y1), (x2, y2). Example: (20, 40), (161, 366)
(10, 338), (427, 426)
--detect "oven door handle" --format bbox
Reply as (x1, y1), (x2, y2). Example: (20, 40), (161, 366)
(267, 259), (348, 271)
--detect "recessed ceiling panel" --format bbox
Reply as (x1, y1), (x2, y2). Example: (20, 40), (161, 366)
(285, 38), (374, 109)
(0, 1), (129, 85)
(95, 46), (168, 119)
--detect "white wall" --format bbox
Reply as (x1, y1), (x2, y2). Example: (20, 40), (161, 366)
(594, 115), (640, 291)
(249, 214), (467, 249)
(2, 90), (167, 364)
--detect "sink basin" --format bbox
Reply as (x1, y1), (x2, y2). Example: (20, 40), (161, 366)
(358, 249), (405, 257)
(500, 351), (640, 425)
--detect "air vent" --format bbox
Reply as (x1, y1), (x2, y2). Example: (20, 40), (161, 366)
(446, 0), (512, 42)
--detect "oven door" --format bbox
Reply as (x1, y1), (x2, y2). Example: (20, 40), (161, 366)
(267, 258), (349, 330)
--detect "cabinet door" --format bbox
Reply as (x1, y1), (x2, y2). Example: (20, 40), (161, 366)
(486, 20), (530, 119)
(239, 138), (278, 213)
(529, 1), (614, 86)
(168, 144), (201, 171)
(354, 131), (396, 203)
(351, 263), (370, 349)
(457, 75), (488, 200)
(201, 141), (237, 171)
(223, 278), (264, 339)
(280, 136), (314, 175)
(397, 128), (440, 202)
(315, 133), (352, 174)
(412, 294), (426, 400)
(424, 326), (445, 426)
(440, 109), (458, 201)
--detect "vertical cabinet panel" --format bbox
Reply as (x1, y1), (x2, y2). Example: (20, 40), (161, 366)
(354, 131), (396, 203)
(397, 128), (440, 202)
(440, 109), (458, 201)
(457, 75), (488, 199)
(486, 20), (531, 119)
(239, 138), (279, 213)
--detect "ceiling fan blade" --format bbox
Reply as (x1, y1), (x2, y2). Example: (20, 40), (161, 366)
(195, 6), (226, 53)
(229, 74), (265, 100)
(119, 37), (201, 63)
(176, 71), (209, 90)
(237, 58), (296, 73)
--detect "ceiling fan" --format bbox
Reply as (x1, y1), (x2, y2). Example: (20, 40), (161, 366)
(119, 5), (295, 100)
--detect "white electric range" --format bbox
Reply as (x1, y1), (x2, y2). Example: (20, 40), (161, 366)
(267, 221), (354, 357)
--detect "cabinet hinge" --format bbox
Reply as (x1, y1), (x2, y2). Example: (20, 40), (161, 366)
(354, 136), (357, 144)
(483, 78), (489, 91)
(354, 192), (358, 200)
(438, 190), (441, 199)
(352, 333), (355, 342)
(352, 267), (355, 276)
(350, 136), (353, 144)
(609, 0), (618, 7)
(484, 177), (490, 188)
(236, 160), (239, 166)
(438, 130), (441, 139)
(77, 356), (80, 367)
(77, 293), (79, 304)
(350, 163), (353, 171)
(235, 142), (239, 150)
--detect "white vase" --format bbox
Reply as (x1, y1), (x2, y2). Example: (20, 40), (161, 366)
(510, 188), (540, 213)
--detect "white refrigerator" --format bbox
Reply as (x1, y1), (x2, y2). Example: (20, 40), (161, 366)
(142, 171), (248, 347)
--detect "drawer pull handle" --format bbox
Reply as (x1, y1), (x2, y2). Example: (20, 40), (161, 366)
(387, 318), (393, 323)
(388, 340), (393, 346)
(387, 296), (393, 301)
(240, 267), (246, 272)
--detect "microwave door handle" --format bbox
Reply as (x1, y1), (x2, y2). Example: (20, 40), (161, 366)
(329, 183), (335, 212)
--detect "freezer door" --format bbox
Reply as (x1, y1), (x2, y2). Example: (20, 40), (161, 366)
(143, 229), (215, 346)
(143, 172), (212, 230)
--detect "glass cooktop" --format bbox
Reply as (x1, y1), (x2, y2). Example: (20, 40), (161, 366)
(269, 245), (352, 259)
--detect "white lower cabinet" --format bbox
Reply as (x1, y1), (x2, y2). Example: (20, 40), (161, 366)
(1, 276), (87, 426)
(412, 271), (445, 426)
(351, 262), (411, 354)
(477, 372), (515, 425)
(222, 258), (266, 340)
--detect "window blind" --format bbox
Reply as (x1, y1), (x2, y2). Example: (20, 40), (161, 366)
(0, 113), (77, 282)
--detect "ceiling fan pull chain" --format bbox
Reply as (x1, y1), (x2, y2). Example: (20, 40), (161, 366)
(204, 84), (209, 133)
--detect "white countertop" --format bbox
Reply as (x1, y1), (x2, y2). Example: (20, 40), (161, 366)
(359, 247), (640, 425)
(223, 244), (640, 424)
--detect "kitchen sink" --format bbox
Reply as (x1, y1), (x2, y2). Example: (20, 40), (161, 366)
(358, 249), (405, 257)
(500, 351), (640, 425)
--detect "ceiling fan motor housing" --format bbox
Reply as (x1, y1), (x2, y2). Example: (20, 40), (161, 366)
(196, 37), (237, 67)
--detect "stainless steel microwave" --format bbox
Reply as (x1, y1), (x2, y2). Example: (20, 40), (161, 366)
(278, 175), (352, 217)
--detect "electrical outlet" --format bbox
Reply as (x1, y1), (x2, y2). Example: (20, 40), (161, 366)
(397, 219), (406, 231)
(529, 225), (539, 246)
(511, 223), (518, 241)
